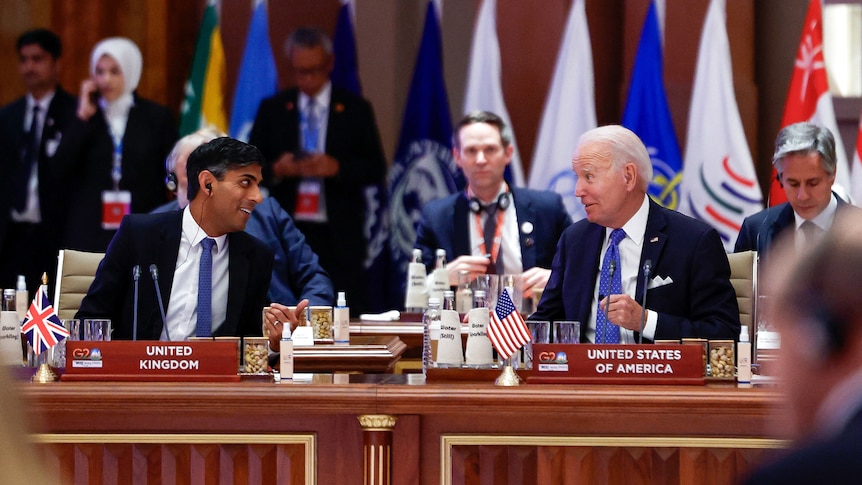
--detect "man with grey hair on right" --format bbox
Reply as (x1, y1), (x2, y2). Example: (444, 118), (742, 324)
(735, 122), (856, 256)
(531, 125), (740, 343)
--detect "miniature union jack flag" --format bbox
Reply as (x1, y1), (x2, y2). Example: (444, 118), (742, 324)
(21, 286), (69, 354)
(488, 287), (531, 360)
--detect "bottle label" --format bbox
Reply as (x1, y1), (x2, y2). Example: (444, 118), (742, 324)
(436, 310), (463, 366)
(465, 308), (493, 366)
(279, 341), (294, 381)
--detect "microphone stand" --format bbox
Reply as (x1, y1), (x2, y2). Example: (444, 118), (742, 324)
(639, 260), (652, 344)
(150, 264), (170, 341)
(132, 265), (141, 341)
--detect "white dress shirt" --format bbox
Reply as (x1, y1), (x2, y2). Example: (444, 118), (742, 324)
(163, 206), (229, 340)
(587, 195), (658, 343)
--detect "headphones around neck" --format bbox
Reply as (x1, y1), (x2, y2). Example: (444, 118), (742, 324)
(469, 192), (511, 214)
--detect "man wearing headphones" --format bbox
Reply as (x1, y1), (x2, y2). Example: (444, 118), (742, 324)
(741, 211), (862, 484)
(414, 111), (572, 298)
(735, 122), (857, 256)
(77, 138), (301, 349)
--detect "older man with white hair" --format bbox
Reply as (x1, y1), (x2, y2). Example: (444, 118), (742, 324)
(531, 125), (740, 343)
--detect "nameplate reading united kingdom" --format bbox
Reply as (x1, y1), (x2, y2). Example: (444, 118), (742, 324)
(528, 344), (704, 385)
(62, 341), (240, 382)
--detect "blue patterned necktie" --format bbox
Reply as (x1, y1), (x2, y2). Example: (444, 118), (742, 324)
(196, 238), (215, 337)
(303, 100), (319, 152)
(596, 228), (626, 344)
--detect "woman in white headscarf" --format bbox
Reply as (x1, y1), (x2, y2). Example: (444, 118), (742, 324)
(63, 37), (176, 252)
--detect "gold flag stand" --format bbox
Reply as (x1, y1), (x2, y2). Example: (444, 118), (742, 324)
(494, 353), (523, 387)
(31, 272), (59, 383)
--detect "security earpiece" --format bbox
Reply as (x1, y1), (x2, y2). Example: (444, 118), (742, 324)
(165, 172), (178, 192)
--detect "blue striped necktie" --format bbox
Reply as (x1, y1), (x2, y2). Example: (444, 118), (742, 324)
(596, 228), (626, 344)
(196, 238), (215, 337)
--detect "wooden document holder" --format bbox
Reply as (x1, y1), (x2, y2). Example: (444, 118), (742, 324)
(61, 341), (240, 382)
(527, 344), (705, 385)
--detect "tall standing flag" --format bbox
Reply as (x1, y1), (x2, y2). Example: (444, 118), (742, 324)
(462, 0), (524, 187)
(179, 0), (228, 136)
(488, 287), (531, 360)
(332, 0), (362, 95)
(680, 0), (763, 250)
(21, 286), (69, 355)
(851, 115), (862, 203)
(621, 0), (683, 211)
(527, 0), (596, 220)
(770, 0), (850, 205)
(389, 1), (462, 307)
(331, 0), (391, 312)
(229, 0), (278, 142)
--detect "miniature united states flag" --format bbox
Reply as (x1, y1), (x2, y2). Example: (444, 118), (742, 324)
(488, 287), (531, 359)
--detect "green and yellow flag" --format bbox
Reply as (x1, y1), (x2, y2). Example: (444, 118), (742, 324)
(179, 1), (227, 136)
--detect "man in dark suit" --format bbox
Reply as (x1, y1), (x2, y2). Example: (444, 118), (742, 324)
(735, 122), (855, 257)
(531, 125), (739, 343)
(0, 29), (78, 293)
(77, 138), (288, 348)
(154, 128), (333, 307)
(415, 111), (572, 298)
(740, 211), (862, 485)
(249, 27), (386, 316)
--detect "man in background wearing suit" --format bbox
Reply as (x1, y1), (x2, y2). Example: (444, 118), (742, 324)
(249, 27), (386, 316)
(531, 125), (739, 343)
(0, 29), (78, 293)
(78, 138), (290, 349)
(414, 111), (572, 299)
(735, 122), (856, 257)
(741, 211), (862, 485)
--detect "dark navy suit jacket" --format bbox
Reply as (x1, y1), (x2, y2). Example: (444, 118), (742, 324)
(249, 86), (385, 314)
(154, 198), (333, 306)
(414, 187), (572, 272)
(76, 211), (274, 340)
(734, 195), (855, 256)
(531, 199), (740, 342)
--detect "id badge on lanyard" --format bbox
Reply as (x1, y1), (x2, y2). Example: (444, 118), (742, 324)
(101, 136), (131, 229)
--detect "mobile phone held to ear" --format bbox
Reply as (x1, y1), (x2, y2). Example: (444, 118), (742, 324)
(89, 90), (100, 104)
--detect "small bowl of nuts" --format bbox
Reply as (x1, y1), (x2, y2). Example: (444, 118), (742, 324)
(242, 337), (270, 374)
(708, 340), (735, 380)
(309, 306), (333, 341)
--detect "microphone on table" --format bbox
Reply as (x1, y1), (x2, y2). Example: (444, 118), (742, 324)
(149, 264), (170, 341)
(639, 259), (652, 344)
(132, 265), (141, 341)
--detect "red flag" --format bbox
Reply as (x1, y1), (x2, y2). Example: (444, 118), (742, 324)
(21, 286), (69, 354)
(851, 115), (862, 202)
(770, 0), (850, 206)
(488, 288), (531, 360)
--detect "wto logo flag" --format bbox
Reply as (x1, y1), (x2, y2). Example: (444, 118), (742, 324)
(388, 1), (463, 308)
(621, 0), (683, 210)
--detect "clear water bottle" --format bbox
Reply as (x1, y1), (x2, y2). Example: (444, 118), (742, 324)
(423, 297), (442, 376)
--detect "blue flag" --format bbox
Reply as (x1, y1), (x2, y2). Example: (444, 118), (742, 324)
(621, 0), (683, 210)
(388, 1), (463, 308)
(331, 2), (390, 312)
(332, 2), (362, 95)
(229, 0), (278, 141)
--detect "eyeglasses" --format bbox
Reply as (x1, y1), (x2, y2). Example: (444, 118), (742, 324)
(293, 64), (328, 77)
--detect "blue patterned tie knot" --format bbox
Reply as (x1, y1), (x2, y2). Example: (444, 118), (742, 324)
(596, 228), (626, 344)
(196, 238), (216, 337)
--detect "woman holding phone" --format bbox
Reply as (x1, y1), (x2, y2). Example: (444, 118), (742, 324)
(62, 37), (176, 252)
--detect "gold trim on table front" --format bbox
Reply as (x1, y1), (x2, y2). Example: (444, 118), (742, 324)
(33, 433), (316, 485)
(440, 434), (787, 485)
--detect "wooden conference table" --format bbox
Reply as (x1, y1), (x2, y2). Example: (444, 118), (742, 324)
(21, 373), (783, 485)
